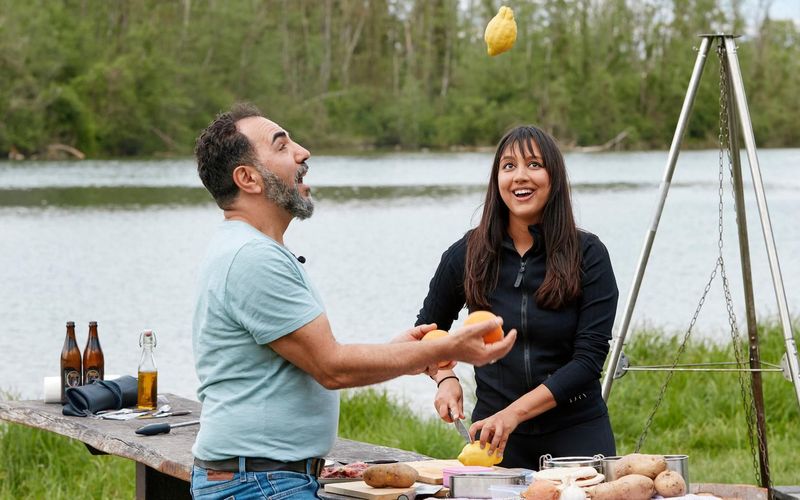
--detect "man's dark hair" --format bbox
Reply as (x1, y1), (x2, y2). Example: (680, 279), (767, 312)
(195, 103), (263, 209)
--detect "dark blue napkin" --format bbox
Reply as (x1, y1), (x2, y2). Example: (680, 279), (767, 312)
(62, 375), (138, 417)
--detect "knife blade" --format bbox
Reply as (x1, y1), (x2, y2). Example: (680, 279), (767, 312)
(451, 412), (472, 444)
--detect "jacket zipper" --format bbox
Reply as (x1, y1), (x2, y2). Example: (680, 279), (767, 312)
(521, 292), (533, 388)
(515, 257), (534, 388)
(513, 259), (526, 288)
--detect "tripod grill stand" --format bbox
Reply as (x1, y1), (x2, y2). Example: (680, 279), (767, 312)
(600, 34), (800, 494)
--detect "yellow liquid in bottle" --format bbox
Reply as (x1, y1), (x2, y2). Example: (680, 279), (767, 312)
(137, 370), (158, 410)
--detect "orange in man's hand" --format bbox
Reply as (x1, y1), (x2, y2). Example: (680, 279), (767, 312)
(421, 329), (452, 367)
(464, 310), (504, 343)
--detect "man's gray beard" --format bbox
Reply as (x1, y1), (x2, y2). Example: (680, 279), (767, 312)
(257, 164), (314, 220)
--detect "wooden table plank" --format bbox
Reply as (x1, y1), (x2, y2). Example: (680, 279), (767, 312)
(691, 483), (768, 500)
(0, 393), (200, 481)
(328, 438), (429, 464)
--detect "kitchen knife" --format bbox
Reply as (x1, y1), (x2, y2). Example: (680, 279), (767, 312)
(137, 410), (192, 419)
(450, 411), (473, 443)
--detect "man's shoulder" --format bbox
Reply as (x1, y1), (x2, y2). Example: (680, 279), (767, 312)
(227, 239), (302, 286)
(235, 236), (291, 261)
(201, 224), (298, 285)
(214, 222), (292, 263)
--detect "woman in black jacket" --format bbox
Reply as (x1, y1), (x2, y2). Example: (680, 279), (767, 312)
(417, 125), (619, 469)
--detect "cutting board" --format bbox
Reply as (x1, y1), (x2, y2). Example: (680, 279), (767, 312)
(324, 481), (447, 500)
(401, 459), (462, 485)
(324, 481), (416, 500)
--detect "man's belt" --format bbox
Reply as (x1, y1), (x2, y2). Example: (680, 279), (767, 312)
(194, 457), (325, 477)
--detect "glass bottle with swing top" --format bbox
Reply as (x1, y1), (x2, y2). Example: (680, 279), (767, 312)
(137, 330), (158, 410)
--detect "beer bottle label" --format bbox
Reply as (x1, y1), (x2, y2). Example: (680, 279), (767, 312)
(64, 369), (80, 387)
(85, 368), (101, 384)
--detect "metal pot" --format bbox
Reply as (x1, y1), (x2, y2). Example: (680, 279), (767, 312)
(665, 454), (690, 486)
(601, 455), (690, 486)
(449, 472), (528, 499)
(539, 454), (604, 473)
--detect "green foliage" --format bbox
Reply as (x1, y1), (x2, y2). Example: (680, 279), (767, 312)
(1, 1), (798, 158)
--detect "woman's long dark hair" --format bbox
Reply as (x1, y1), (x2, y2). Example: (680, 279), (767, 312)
(464, 126), (581, 310)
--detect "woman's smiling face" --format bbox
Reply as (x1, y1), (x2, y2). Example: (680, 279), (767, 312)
(497, 139), (551, 226)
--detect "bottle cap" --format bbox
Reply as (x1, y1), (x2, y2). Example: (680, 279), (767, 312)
(66, 321), (75, 327)
(139, 329), (157, 348)
(89, 321), (98, 326)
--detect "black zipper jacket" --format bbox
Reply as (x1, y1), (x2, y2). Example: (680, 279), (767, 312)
(416, 224), (618, 435)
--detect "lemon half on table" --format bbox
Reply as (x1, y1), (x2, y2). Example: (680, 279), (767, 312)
(484, 6), (517, 56)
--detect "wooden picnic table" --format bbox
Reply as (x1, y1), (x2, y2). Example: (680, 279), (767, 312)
(0, 393), (429, 500)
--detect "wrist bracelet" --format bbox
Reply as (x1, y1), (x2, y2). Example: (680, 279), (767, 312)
(436, 375), (459, 388)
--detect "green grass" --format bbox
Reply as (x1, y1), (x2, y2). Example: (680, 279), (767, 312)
(338, 389), (466, 459)
(339, 321), (799, 487)
(607, 321), (799, 486)
(0, 423), (134, 499)
(1, 322), (798, 498)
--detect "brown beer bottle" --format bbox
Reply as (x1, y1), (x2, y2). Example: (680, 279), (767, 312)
(60, 321), (82, 403)
(137, 330), (158, 410)
(83, 321), (104, 384)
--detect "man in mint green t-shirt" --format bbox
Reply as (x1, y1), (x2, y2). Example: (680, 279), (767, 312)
(190, 104), (517, 499)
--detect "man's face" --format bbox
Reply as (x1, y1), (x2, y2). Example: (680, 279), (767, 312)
(237, 116), (314, 219)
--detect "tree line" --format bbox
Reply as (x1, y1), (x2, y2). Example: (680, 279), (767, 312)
(1, 0), (798, 159)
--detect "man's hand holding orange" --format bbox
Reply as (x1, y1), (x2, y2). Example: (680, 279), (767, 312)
(463, 310), (504, 343)
(421, 329), (453, 368)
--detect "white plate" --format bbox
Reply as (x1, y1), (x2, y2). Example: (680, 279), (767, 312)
(536, 466), (598, 482)
(575, 473), (605, 487)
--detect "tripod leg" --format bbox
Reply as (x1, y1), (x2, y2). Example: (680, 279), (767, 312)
(722, 39), (772, 492)
(723, 37), (800, 410)
(602, 36), (714, 401)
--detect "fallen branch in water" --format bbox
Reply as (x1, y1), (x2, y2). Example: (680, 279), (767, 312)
(566, 129), (629, 153)
(46, 143), (86, 160)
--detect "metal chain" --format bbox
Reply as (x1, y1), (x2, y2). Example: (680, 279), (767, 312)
(635, 254), (719, 451)
(636, 44), (769, 483)
(717, 44), (772, 490)
(636, 75), (727, 446)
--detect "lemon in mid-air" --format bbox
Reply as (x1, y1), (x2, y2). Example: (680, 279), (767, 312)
(484, 6), (517, 56)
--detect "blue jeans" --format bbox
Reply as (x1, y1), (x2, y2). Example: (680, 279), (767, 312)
(191, 457), (320, 500)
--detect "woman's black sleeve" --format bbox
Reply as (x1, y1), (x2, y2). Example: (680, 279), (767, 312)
(415, 238), (468, 330)
(542, 234), (619, 404)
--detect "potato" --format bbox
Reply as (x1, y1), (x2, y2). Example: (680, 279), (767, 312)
(521, 479), (560, 500)
(654, 470), (687, 497)
(587, 474), (655, 500)
(362, 463), (418, 488)
(613, 453), (667, 479)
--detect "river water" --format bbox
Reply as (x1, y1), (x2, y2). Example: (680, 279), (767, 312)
(1, 149), (798, 413)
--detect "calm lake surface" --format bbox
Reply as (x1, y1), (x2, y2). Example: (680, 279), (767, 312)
(1, 149), (798, 413)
